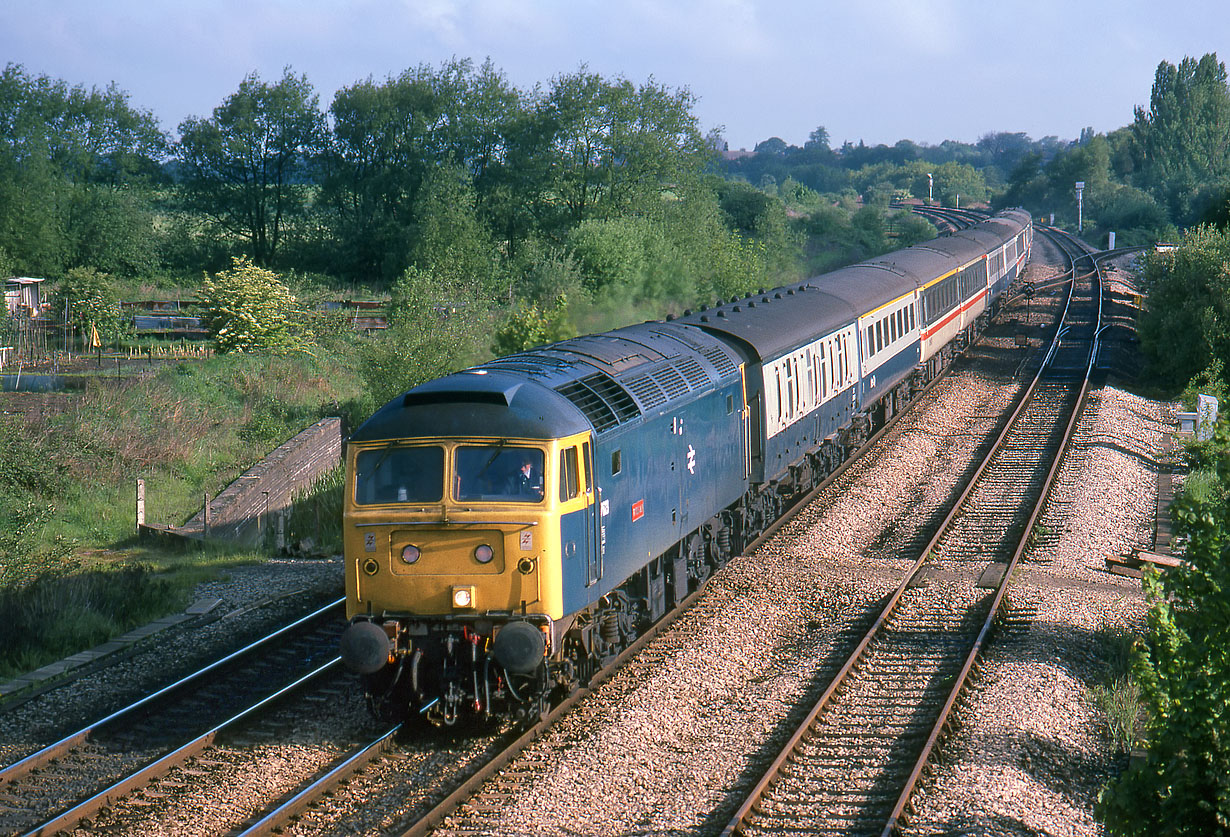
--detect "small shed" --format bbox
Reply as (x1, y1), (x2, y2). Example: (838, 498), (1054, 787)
(4, 277), (46, 316)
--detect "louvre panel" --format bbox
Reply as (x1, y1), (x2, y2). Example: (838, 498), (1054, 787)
(555, 380), (619, 432)
(703, 346), (739, 378)
(624, 374), (667, 410)
(653, 365), (689, 400)
(582, 373), (640, 422)
(674, 357), (709, 389)
(483, 355), (571, 377)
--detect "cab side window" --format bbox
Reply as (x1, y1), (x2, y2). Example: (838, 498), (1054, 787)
(582, 441), (593, 494)
(560, 446), (580, 501)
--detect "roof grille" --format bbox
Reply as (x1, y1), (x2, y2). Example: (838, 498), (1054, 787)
(554, 372), (639, 432)
(624, 374), (667, 410)
(703, 346), (739, 378)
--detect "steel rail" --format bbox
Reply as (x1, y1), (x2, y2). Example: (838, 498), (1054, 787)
(722, 227), (1091, 836)
(235, 723), (403, 837)
(393, 289), (1007, 837)
(0, 596), (345, 787)
(21, 658), (343, 837)
(881, 229), (1102, 834)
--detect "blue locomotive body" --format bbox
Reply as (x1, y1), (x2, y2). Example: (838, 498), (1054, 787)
(340, 209), (1032, 725)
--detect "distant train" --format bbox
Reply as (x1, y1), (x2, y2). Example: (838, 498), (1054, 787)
(339, 209), (1033, 725)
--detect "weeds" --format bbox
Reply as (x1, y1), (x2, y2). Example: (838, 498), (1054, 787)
(0, 566), (184, 678)
(285, 465), (343, 554)
(1091, 676), (1142, 753)
(1089, 622), (1143, 753)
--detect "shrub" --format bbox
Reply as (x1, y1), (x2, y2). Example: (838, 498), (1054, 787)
(200, 255), (302, 353)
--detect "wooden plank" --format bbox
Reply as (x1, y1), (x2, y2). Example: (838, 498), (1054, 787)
(1134, 550), (1182, 568)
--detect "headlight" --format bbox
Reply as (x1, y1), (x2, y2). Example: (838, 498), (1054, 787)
(474, 544), (494, 564)
(452, 586), (475, 609)
(401, 545), (420, 564)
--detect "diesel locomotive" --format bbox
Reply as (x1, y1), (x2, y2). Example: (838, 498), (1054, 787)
(339, 208), (1033, 725)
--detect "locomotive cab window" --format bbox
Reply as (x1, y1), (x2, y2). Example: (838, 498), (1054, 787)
(455, 445), (544, 502)
(559, 446), (580, 501)
(611, 449), (622, 475)
(582, 441), (593, 495)
(354, 445), (444, 505)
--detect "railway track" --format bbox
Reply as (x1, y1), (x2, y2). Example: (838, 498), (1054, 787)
(364, 264), (1056, 837)
(0, 599), (346, 836)
(721, 227), (1101, 837)
(909, 204), (986, 232)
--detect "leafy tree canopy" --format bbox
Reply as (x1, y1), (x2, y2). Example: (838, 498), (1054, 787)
(176, 68), (325, 267)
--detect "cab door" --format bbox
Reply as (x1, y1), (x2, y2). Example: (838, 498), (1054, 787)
(558, 441), (601, 588)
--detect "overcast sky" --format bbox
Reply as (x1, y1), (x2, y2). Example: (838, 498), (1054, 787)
(3, 0), (1226, 151)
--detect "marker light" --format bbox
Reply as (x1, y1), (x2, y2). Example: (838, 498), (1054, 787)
(474, 544), (494, 564)
(401, 545), (420, 564)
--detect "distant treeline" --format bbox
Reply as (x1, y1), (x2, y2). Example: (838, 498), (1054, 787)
(4, 53), (1230, 366)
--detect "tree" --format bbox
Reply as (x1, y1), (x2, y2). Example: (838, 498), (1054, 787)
(56, 267), (122, 342)
(1131, 53), (1230, 221)
(805, 126), (830, 151)
(361, 266), (489, 406)
(1136, 225), (1230, 390)
(490, 295), (575, 356)
(176, 68), (324, 266)
(528, 69), (707, 231)
(200, 255), (301, 353)
(323, 58), (522, 280)
(753, 136), (789, 155)
(0, 64), (166, 276)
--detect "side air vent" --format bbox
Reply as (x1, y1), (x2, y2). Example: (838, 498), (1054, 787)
(554, 372), (639, 432)
(653, 365), (689, 400)
(583, 373), (640, 422)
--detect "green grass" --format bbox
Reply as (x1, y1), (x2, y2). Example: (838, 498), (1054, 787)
(0, 542), (268, 679)
(1088, 623), (1143, 753)
(0, 345), (364, 680)
(285, 464), (343, 555)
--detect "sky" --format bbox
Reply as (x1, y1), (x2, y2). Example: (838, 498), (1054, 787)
(3, 0), (1228, 152)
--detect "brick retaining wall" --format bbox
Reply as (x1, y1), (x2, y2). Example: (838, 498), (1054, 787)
(149, 417), (342, 547)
